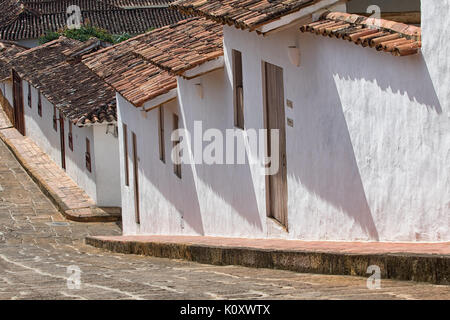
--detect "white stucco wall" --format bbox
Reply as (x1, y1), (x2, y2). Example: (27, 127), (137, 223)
(64, 120), (98, 203)
(117, 68), (268, 237)
(119, 0), (449, 242)
(421, 0), (450, 112)
(221, 1), (448, 242)
(117, 94), (193, 235)
(22, 80), (121, 207)
(0, 81), (14, 107)
(117, 95), (135, 233)
(23, 81), (65, 167)
(93, 124), (121, 207)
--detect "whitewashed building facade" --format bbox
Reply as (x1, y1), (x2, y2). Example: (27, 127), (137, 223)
(85, 0), (449, 242)
(10, 37), (121, 207)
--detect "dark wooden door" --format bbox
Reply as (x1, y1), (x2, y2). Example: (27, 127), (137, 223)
(132, 132), (140, 224)
(264, 62), (288, 228)
(59, 111), (66, 170)
(12, 70), (25, 135)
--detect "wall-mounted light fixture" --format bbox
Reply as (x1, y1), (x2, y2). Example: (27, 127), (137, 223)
(288, 46), (301, 67)
(195, 83), (203, 99)
(106, 123), (118, 137)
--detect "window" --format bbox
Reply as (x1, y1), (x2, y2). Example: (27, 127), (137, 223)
(158, 106), (165, 163)
(173, 113), (181, 179)
(68, 120), (73, 151)
(85, 138), (91, 172)
(232, 49), (244, 129)
(123, 123), (129, 186)
(27, 83), (31, 108)
(53, 105), (58, 131)
(38, 92), (42, 117)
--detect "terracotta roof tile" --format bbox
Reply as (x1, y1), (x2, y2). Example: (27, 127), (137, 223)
(0, 0), (24, 27)
(103, 0), (175, 8)
(19, 0), (174, 12)
(82, 17), (223, 106)
(0, 0), (185, 41)
(0, 40), (27, 81)
(84, 48), (176, 107)
(20, 0), (120, 13)
(171, 0), (317, 31)
(12, 37), (117, 126)
(300, 12), (421, 56)
(131, 18), (223, 74)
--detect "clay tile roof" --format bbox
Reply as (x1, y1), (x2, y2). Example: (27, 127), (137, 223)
(103, 0), (175, 8)
(0, 0), (24, 27)
(0, 40), (27, 81)
(300, 12), (422, 57)
(84, 50), (176, 107)
(62, 38), (112, 60)
(0, 0), (185, 41)
(171, 0), (319, 31)
(12, 37), (117, 126)
(130, 17), (223, 74)
(82, 17), (223, 107)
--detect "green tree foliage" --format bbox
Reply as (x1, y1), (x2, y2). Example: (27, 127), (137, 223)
(38, 26), (132, 45)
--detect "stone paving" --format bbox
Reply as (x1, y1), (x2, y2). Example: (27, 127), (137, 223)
(0, 127), (95, 209)
(0, 139), (449, 300)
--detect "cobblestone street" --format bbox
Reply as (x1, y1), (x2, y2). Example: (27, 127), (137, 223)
(0, 140), (449, 300)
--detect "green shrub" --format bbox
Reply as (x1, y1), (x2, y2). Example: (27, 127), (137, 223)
(39, 26), (134, 45)
(38, 31), (60, 45)
(113, 33), (132, 43)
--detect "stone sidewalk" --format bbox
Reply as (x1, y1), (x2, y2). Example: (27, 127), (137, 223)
(0, 105), (120, 222)
(86, 235), (450, 285)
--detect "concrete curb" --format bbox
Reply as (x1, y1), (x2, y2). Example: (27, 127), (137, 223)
(86, 236), (450, 285)
(0, 130), (121, 223)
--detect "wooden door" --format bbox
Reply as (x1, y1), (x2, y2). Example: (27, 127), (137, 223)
(122, 123), (129, 186)
(59, 111), (66, 170)
(132, 132), (140, 224)
(263, 62), (288, 228)
(12, 70), (25, 135)
(172, 113), (181, 179)
(85, 138), (91, 172)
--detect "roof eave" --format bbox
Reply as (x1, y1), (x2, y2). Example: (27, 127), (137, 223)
(171, 0), (349, 34)
(256, 0), (348, 35)
(180, 55), (224, 80)
(76, 119), (117, 128)
(142, 88), (178, 113)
